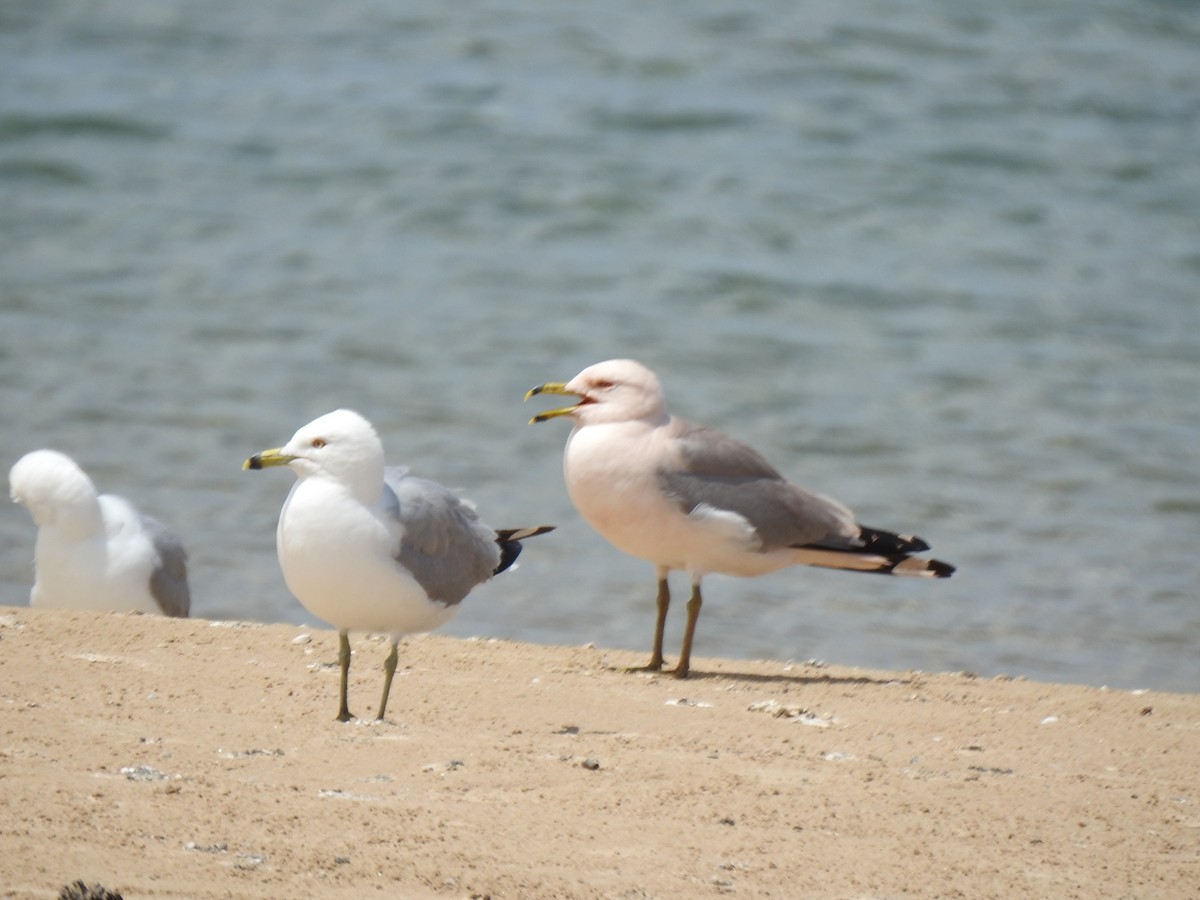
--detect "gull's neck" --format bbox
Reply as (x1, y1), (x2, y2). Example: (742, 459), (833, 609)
(345, 464), (385, 506)
(304, 459), (385, 507)
(47, 489), (105, 542)
(575, 403), (671, 431)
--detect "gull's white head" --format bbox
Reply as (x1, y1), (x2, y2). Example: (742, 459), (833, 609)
(244, 409), (386, 495)
(9, 449), (99, 527)
(526, 359), (669, 427)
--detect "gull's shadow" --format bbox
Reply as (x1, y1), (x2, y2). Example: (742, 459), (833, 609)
(612, 665), (911, 689)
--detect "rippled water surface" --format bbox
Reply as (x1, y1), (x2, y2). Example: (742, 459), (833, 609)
(3, 0), (1198, 691)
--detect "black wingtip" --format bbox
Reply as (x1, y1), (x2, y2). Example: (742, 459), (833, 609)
(928, 559), (956, 578)
(494, 541), (523, 576)
(857, 526), (931, 555)
(494, 525), (556, 543)
(492, 525), (555, 576)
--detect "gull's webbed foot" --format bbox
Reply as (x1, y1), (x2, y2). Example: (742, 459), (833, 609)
(624, 656), (666, 674)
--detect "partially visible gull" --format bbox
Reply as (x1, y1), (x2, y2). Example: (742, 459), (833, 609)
(526, 359), (954, 678)
(8, 449), (190, 617)
(244, 408), (553, 722)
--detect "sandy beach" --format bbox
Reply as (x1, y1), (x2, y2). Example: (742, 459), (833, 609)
(1, 606), (1196, 899)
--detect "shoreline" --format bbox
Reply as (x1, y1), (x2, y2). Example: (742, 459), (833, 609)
(1, 606), (1197, 899)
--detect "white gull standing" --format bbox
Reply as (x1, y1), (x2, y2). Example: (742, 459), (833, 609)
(526, 359), (954, 678)
(244, 409), (553, 722)
(8, 449), (190, 618)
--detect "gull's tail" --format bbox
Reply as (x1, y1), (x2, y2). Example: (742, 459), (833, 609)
(792, 526), (955, 578)
(494, 525), (556, 575)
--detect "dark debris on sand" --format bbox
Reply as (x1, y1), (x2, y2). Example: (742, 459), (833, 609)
(58, 881), (124, 900)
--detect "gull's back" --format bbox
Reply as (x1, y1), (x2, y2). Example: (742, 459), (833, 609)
(383, 467), (501, 606)
(138, 510), (191, 617)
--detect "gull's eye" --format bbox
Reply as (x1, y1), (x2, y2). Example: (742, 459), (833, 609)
(311, 438), (327, 449)
(593, 379), (615, 390)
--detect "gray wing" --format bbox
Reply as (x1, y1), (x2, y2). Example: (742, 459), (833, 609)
(382, 466), (501, 605)
(142, 514), (191, 618)
(660, 418), (858, 549)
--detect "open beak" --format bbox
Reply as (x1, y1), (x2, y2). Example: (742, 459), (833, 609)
(243, 447), (297, 470)
(524, 382), (585, 424)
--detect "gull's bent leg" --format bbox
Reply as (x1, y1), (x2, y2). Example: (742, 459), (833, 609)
(627, 573), (670, 672)
(672, 582), (703, 679)
(336, 630), (355, 723)
(377, 638), (399, 721)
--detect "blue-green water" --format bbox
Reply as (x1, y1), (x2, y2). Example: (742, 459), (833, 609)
(3, 0), (1198, 691)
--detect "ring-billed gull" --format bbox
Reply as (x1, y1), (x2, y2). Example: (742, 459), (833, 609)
(8, 449), (190, 617)
(526, 359), (954, 678)
(244, 408), (553, 722)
